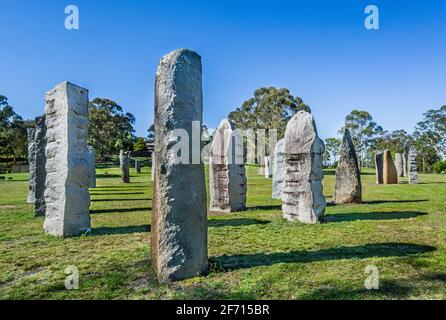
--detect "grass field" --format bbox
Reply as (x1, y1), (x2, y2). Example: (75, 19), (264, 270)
(1, 166), (445, 300)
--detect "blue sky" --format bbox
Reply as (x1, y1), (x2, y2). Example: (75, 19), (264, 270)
(1, 0), (445, 139)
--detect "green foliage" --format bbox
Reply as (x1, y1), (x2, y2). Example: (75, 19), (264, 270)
(414, 105), (446, 160)
(324, 137), (341, 165)
(147, 124), (155, 143)
(432, 160), (446, 174)
(133, 137), (146, 152)
(375, 129), (413, 154)
(88, 98), (136, 161)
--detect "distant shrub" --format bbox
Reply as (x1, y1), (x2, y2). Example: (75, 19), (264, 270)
(433, 160), (446, 174)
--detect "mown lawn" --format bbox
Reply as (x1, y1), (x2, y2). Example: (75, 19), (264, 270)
(0, 166), (445, 300)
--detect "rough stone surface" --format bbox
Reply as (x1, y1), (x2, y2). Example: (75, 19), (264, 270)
(135, 160), (141, 173)
(87, 146), (96, 188)
(395, 153), (404, 178)
(282, 111), (326, 223)
(264, 156), (272, 178)
(43, 82), (91, 237)
(209, 119), (247, 213)
(408, 147), (418, 184)
(375, 151), (383, 184)
(27, 127), (36, 203)
(402, 154), (408, 177)
(333, 129), (362, 204)
(272, 139), (285, 199)
(383, 150), (398, 184)
(34, 116), (47, 216)
(119, 150), (130, 183)
(151, 49), (208, 282)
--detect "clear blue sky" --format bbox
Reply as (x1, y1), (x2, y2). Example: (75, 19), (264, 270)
(1, 0), (445, 139)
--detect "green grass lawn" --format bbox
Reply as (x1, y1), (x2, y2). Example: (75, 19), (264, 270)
(1, 166), (445, 300)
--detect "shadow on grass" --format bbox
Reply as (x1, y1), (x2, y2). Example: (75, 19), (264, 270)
(96, 174), (121, 179)
(362, 199), (429, 205)
(90, 207), (151, 214)
(326, 211), (428, 222)
(90, 192), (145, 196)
(210, 243), (435, 271)
(209, 218), (270, 228)
(91, 224), (150, 236)
(95, 185), (149, 189)
(247, 205), (282, 211)
(91, 198), (151, 202)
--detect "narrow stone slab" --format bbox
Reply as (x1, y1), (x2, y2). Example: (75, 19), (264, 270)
(395, 153), (404, 177)
(87, 146), (96, 188)
(264, 156), (272, 178)
(119, 150), (130, 183)
(375, 151), (383, 184)
(209, 119), (247, 213)
(383, 150), (398, 184)
(34, 116), (47, 216)
(135, 160), (141, 173)
(151, 48), (208, 282)
(408, 147), (418, 184)
(402, 153), (408, 177)
(333, 129), (362, 204)
(27, 127), (36, 204)
(282, 111), (326, 223)
(43, 82), (91, 237)
(272, 139), (285, 200)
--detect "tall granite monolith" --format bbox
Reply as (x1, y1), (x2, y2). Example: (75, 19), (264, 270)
(27, 128), (36, 204)
(264, 156), (272, 178)
(34, 116), (47, 216)
(87, 146), (96, 188)
(408, 147), (418, 184)
(151, 49), (208, 282)
(395, 153), (404, 178)
(209, 119), (246, 213)
(135, 160), (141, 173)
(383, 150), (398, 184)
(272, 139), (285, 200)
(282, 111), (326, 223)
(43, 82), (91, 237)
(375, 151), (383, 184)
(402, 154), (408, 177)
(333, 129), (362, 204)
(119, 150), (130, 183)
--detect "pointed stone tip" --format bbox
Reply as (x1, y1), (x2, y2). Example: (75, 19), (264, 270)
(162, 48), (201, 60)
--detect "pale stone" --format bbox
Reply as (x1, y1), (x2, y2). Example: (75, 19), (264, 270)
(264, 156), (272, 178)
(395, 153), (404, 178)
(34, 116), (47, 216)
(408, 147), (418, 184)
(402, 154), (408, 177)
(43, 82), (91, 237)
(209, 119), (247, 213)
(282, 111), (326, 223)
(151, 49), (208, 282)
(87, 146), (96, 188)
(27, 128), (36, 204)
(383, 150), (398, 184)
(333, 129), (362, 204)
(135, 160), (141, 173)
(272, 139), (285, 199)
(119, 150), (130, 183)
(375, 151), (383, 184)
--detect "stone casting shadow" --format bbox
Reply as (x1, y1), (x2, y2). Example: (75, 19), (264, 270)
(208, 218), (270, 228)
(91, 198), (151, 202)
(210, 243), (435, 271)
(92, 224), (150, 236)
(326, 211), (428, 222)
(90, 207), (151, 214)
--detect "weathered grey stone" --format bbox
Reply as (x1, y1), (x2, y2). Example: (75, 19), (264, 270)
(119, 150), (130, 183)
(209, 119), (247, 213)
(282, 111), (326, 223)
(395, 153), (404, 178)
(408, 147), (418, 184)
(264, 156), (272, 178)
(87, 146), (96, 188)
(402, 153), (408, 177)
(383, 150), (398, 184)
(272, 139), (285, 199)
(151, 49), (208, 282)
(333, 129), (362, 204)
(27, 127), (36, 204)
(135, 160), (141, 173)
(34, 116), (47, 216)
(43, 82), (91, 237)
(375, 151), (383, 184)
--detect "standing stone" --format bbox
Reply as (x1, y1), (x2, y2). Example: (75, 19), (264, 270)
(135, 160), (141, 173)
(272, 139), (285, 200)
(333, 129), (362, 204)
(209, 119), (247, 213)
(395, 153), (404, 178)
(383, 150), (398, 184)
(119, 150), (130, 183)
(375, 151), (383, 184)
(34, 116), (47, 216)
(43, 82), (91, 237)
(282, 111), (326, 223)
(26, 127), (36, 204)
(151, 49), (208, 282)
(264, 156), (272, 178)
(408, 147), (418, 184)
(402, 154), (408, 177)
(87, 146), (96, 188)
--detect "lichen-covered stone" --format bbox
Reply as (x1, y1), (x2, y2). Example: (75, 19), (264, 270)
(34, 116), (47, 216)
(333, 129), (362, 204)
(151, 49), (208, 282)
(209, 119), (246, 213)
(375, 151), (383, 184)
(408, 147), (418, 184)
(395, 153), (404, 178)
(43, 82), (91, 237)
(119, 150), (130, 183)
(27, 128), (36, 204)
(282, 111), (326, 223)
(272, 139), (285, 199)
(87, 146), (96, 188)
(383, 150), (398, 184)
